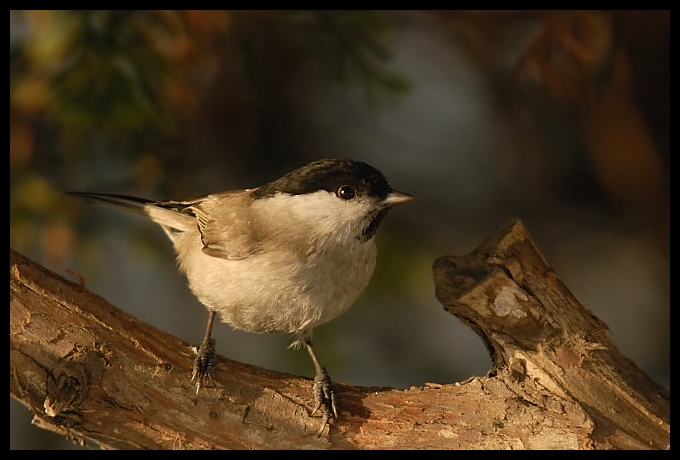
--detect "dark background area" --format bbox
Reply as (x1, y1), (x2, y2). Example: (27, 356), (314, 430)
(10, 10), (669, 449)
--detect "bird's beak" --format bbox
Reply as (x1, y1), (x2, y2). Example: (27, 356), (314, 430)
(382, 190), (414, 208)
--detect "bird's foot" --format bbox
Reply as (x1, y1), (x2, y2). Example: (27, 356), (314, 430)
(311, 365), (337, 436)
(191, 338), (216, 397)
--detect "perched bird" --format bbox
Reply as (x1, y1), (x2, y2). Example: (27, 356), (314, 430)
(68, 158), (413, 434)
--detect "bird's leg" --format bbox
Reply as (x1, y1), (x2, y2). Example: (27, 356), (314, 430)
(191, 310), (216, 396)
(304, 338), (337, 436)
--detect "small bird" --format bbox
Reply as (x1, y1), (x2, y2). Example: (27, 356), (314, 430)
(68, 158), (412, 435)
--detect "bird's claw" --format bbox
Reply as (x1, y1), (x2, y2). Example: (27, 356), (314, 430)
(311, 366), (337, 436)
(191, 338), (216, 396)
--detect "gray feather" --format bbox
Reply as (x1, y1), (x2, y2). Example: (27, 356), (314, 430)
(66, 191), (195, 238)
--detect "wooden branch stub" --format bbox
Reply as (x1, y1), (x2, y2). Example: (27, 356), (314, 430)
(433, 218), (670, 449)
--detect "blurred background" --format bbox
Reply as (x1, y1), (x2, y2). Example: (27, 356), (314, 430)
(10, 10), (669, 449)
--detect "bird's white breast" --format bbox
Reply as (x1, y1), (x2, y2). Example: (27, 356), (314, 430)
(172, 190), (380, 335)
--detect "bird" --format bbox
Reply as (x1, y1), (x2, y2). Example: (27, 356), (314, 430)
(67, 158), (413, 435)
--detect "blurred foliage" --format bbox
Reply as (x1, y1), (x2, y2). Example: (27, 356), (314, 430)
(11, 11), (176, 152)
(437, 10), (668, 236)
(10, 10), (407, 152)
(438, 11), (617, 103)
(282, 11), (410, 104)
(516, 11), (616, 101)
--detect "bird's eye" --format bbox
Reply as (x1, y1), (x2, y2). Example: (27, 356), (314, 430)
(336, 185), (356, 200)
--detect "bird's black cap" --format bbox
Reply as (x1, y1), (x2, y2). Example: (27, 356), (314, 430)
(251, 159), (393, 200)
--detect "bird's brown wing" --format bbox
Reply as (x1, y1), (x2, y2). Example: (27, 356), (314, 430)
(182, 190), (264, 260)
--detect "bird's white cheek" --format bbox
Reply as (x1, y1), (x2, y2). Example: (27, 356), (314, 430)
(251, 191), (375, 238)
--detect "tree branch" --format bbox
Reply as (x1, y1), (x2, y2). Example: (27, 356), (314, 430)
(9, 218), (669, 449)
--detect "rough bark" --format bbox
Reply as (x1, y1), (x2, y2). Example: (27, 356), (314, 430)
(9, 218), (669, 449)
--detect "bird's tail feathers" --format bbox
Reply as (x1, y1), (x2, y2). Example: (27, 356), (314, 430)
(66, 192), (195, 236)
